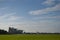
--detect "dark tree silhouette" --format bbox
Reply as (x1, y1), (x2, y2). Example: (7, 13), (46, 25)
(0, 29), (8, 34)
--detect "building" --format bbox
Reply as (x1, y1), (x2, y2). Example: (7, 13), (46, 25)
(8, 27), (23, 34)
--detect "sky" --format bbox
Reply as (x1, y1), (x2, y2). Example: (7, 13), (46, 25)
(0, 0), (60, 33)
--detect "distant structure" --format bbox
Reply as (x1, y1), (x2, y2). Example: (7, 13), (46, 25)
(8, 27), (23, 34)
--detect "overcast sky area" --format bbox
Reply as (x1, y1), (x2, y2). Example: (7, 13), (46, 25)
(0, 0), (60, 33)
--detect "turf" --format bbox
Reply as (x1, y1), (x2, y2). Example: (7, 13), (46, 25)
(0, 34), (60, 40)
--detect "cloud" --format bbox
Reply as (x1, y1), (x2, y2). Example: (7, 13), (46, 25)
(0, 13), (60, 32)
(42, 0), (55, 6)
(0, 7), (7, 10)
(0, 13), (16, 19)
(0, 18), (60, 32)
(0, 7), (16, 15)
(0, 7), (23, 22)
(0, 13), (23, 22)
(33, 15), (60, 20)
(7, 16), (23, 21)
(29, 4), (60, 15)
(14, 21), (60, 32)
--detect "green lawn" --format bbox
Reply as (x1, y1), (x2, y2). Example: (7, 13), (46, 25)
(0, 34), (60, 40)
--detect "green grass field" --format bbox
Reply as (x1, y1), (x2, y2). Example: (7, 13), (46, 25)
(0, 34), (60, 40)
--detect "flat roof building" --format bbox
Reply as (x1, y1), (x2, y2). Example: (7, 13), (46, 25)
(8, 27), (23, 34)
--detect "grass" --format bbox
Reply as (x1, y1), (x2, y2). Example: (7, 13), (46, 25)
(0, 34), (60, 40)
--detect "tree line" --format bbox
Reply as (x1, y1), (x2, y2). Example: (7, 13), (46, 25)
(0, 29), (60, 34)
(0, 29), (8, 34)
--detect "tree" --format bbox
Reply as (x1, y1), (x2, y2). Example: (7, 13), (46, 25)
(0, 29), (7, 34)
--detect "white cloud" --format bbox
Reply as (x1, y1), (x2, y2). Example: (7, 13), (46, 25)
(0, 13), (23, 22)
(29, 4), (60, 15)
(13, 21), (60, 32)
(0, 13), (16, 19)
(0, 7), (23, 22)
(0, 7), (7, 10)
(33, 15), (60, 20)
(42, 0), (55, 6)
(7, 16), (23, 21)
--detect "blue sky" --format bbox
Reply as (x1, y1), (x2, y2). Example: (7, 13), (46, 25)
(0, 0), (60, 33)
